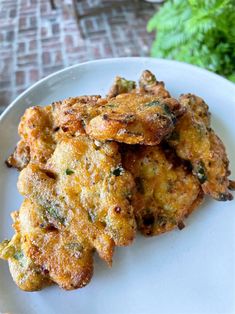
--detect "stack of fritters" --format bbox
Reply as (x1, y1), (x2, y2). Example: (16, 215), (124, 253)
(1, 70), (234, 291)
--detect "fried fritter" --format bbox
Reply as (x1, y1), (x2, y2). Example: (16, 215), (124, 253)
(107, 76), (136, 98)
(6, 139), (30, 170)
(3, 69), (234, 293)
(6, 105), (56, 170)
(138, 71), (234, 201)
(86, 70), (184, 145)
(168, 94), (233, 201)
(179, 93), (211, 127)
(86, 93), (182, 145)
(17, 135), (136, 265)
(52, 95), (107, 135)
(19, 199), (93, 290)
(6, 96), (106, 170)
(0, 210), (51, 291)
(139, 69), (171, 98)
(6, 72), (182, 167)
(1, 200), (94, 291)
(122, 145), (203, 236)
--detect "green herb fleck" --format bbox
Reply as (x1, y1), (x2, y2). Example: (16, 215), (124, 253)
(65, 243), (83, 258)
(118, 78), (136, 92)
(14, 251), (24, 261)
(161, 104), (176, 123)
(65, 168), (74, 175)
(144, 100), (161, 107)
(106, 103), (117, 108)
(195, 161), (207, 184)
(195, 123), (206, 137)
(162, 104), (171, 115)
(46, 207), (65, 225)
(112, 165), (124, 177)
(157, 215), (168, 227)
(87, 209), (96, 223)
(13, 250), (27, 267)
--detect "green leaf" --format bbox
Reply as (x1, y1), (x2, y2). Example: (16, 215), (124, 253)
(112, 165), (124, 177)
(65, 168), (74, 175)
(144, 100), (161, 107)
(46, 206), (65, 225)
(148, 0), (235, 82)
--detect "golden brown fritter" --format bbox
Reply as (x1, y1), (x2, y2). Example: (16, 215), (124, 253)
(86, 70), (184, 145)
(179, 93), (211, 127)
(2, 69), (234, 293)
(6, 105), (56, 170)
(107, 76), (136, 98)
(86, 93), (182, 145)
(52, 95), (107, 136)
(168, 94), (233, 201)
(19, 199), (94, 290)
(0, 211), (51, 291)
(6, 140), (30, 170)
(1, 200), (94, 291)
(139, 70), (171, 98)
(6, 96), (107, 170)
(17, 135), (136, 265)
(122, 145), (203, 236)
(6, 72), (182, 167)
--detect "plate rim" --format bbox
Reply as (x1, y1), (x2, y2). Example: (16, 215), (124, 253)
(1, 57), (235, 123)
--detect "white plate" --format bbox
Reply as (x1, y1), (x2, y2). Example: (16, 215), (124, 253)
(0, 58), (235, 314)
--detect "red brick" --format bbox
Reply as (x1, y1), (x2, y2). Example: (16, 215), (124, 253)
(29, 39), (37, 50)
(17, 42), (25, 53)
(54, 51), (63, 64)
(16, 71), (25, 85)
(52, 23), (60, 35)
(104, 43), (112, 55)
(9, 8), (16, 18)
(29, 69), (39, 81)
(84, 19), (94, 32)
(6, 30), (15, 41)
(18, 53), (38, 66)
(92, 46), (102, 59)
(30, 16), (37, 28)
(42, 51), (51, 65)
(41, 39), (61, 50)
(65, 35), (73, 47)
(40, 26), (47, 37)
(19, 16), (27, 28)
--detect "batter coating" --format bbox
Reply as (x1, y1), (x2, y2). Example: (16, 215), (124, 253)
(87, 93), (182, 145)
(168, 94), (233, 201)
(0, 200), (94, 291)
(17, 135), (136, 265)
(123, 145), (203, 236)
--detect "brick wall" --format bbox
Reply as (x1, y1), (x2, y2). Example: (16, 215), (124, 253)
(0, 0), (156, 113)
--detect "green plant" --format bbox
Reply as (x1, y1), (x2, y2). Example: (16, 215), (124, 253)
(147, 0), (235, 82)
